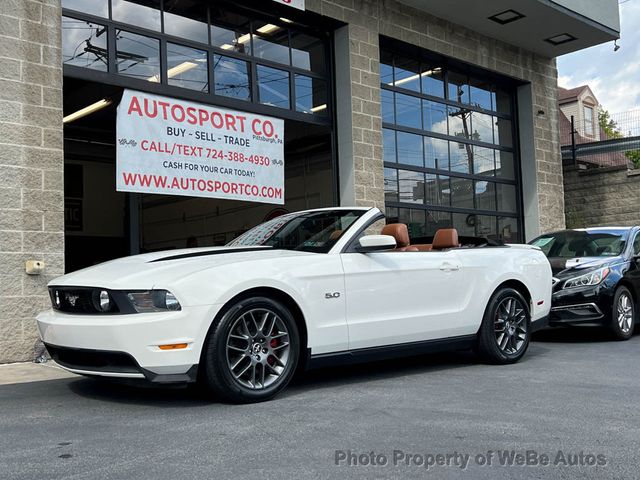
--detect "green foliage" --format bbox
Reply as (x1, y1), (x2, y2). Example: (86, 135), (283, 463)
(598, 108), (639, 168)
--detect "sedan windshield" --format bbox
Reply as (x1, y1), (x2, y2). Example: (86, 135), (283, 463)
(530, 229), (630, 258)
(227, 209), (365, 253)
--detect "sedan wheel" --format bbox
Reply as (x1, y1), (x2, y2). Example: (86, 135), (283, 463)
(200, 296), (299, 403)
(476, 287), (531, 364)
(611, 286), (635, 340)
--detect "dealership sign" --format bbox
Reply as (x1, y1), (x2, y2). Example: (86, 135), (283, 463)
(272, 0), (305, 10)
(116, 90), (285, 205)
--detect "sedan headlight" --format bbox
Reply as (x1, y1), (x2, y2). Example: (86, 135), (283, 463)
(563, 267), (610, 289)
(126, 290), (182, 312)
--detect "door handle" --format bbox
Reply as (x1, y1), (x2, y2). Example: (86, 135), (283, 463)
(439, 262), (460, 272)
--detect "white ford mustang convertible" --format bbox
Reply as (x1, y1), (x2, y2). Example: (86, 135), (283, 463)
(37, 207), (551, 403)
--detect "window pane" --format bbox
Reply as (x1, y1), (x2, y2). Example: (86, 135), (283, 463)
(253, 22), (289, 65)
(426, 210), (452, 236)
(424, 137), (448, 170)
(469, 78), (494, 110)
(397, 208), (426, 239)
(295, 74), (327, 115)
(398, 170), (424, 204)
(214, 55), (251, 100)
(380, 50), (394, 85)
(116, 31), (160, 81)
(425, 174), (450, 206)
(448, 71), (469, 103)
(451, 212), (476, 237)
(386, 206), (399, 223)
(395, 93), (422, 129)
(474, 215), (497, 238)
(496, 151), (515, 179)
(495, 118), (513, 147)
(475, 180), (496, 211)
(62, 17), (108, 71)
(497, 183), (517, 213)
(473, 146), (495, 176)
(257, 65), (290, 109)
(112, 0), (161, 31)
(495, 88), (512, 114)
(394, 57), (421, 92)
(167, 43), (208, 92)
(211, 15), (252, 55)
(471, 111), (494, 144)
(450, 141), (472, 174)
(450, 177), (474, 209)
(396, 131), (423, 167)
(383, 129), (396, 163)
(384, 168), (398, 203)
(62, 0), (108, 17)
(498, 216), (518, 242)
(422, 66), (444, 98)
(290, 31), (325, 73)
(448, 106), (471, 140)
(381, 89), (395, 124)
(423, 100), (447, 134)
(163, 0), (208, 44)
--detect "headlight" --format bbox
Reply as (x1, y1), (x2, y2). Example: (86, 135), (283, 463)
(563, 267), (610, 289)
(126, 290), (182, 312)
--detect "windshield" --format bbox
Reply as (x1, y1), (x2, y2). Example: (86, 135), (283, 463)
(227, 209), (365, 253)
(530, 229), (630, 258)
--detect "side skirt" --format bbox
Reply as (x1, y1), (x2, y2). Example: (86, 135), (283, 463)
(306, 335), (477, 370)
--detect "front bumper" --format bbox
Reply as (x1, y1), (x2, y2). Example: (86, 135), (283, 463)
(36, 304), (221, 383)
(549, 284), (613, 327)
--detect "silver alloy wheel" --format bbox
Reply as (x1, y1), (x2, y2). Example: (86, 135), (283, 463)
(225, 308), (291, 390)
(617, 292), (634, 334)
(494, 297), (527, 355)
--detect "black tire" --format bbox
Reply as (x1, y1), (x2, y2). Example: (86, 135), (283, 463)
(476, 288), (531, 364)
(200, 296), (300, 403)
(610, 286), (635, 341)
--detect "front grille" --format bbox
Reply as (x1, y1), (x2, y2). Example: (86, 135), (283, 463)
(45, 344), (140, 374)
(48, 287), (124, 314)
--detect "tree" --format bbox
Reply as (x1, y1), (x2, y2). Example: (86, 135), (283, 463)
(598, 107), (640, 168)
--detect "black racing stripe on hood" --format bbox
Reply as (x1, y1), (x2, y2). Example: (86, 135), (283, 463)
(149, 246), (272, 263)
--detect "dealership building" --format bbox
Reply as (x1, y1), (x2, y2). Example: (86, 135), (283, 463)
(0, 0), (620, 362)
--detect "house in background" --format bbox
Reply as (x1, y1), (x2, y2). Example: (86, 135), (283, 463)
(559, 85), (600, 141)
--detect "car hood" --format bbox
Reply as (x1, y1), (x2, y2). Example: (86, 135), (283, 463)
(550, 256), (622, 278)
(49, 246), (313, 290)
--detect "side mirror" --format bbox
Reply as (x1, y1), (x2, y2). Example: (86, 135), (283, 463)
(356, 235), (397, 253)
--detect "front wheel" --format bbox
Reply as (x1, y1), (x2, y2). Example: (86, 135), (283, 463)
(611, 286), (635, 340)
(476, 288), (531, 364)
(200, 296), (299, 403)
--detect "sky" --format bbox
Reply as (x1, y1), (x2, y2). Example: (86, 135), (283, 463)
(557, 0), (640, 115)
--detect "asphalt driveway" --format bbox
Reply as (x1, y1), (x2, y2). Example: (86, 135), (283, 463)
(1, 329), (638, 479)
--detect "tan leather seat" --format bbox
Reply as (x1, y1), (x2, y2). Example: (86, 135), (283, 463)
(413, 244), (433, 251)
(381, 223), (419, 252)
(431, 228), (459, 250)
(329, 230), (343, 241)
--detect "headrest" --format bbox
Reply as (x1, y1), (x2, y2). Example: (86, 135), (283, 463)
(432, 228), (459, 250)
(381, 223), (410, 247)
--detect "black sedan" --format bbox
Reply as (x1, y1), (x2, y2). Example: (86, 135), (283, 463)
(530, 226), (640, 340)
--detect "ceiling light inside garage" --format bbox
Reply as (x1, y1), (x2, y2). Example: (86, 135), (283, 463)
(147, 61), (199, 83)
(488, 9), (526, 25)
(63, 98), (113, 124)
(391, 68), (442, 87)
(220, 24), (281, 51)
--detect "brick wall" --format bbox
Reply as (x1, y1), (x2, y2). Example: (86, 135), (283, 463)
(0, 0), (64, 363)
(307, 0), (565, 233)
(564, 168), (640, 228)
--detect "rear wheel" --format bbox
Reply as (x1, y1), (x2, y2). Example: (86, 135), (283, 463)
(611, 286), (635, 340)
(476, 288), (531, 364)
(200, 296), (299, 403)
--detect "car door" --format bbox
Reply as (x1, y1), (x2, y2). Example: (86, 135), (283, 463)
(340, 250), (467, 350)
(625, 230), (640, 301)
